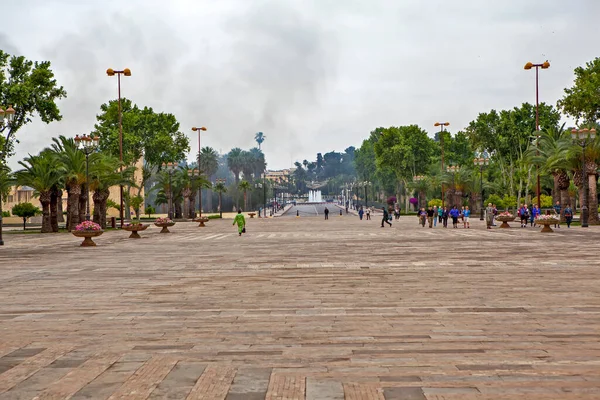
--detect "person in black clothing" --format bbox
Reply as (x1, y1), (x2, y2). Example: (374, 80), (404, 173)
(427, 207), (435, 228)
(381, 207), (392, 227)
(324, 207), (329, 220)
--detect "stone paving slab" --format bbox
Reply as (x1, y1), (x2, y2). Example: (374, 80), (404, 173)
(0, 216), (600, 398)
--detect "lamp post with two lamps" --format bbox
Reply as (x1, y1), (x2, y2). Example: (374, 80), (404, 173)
(571, 128), (596, 228)
(162, 162), (178, 220)
(473, 152), (490, 220)
(106, 67), (131, 227)
(0, 105), (16, 246)
(74, 134), (100, 222)
(524, 60), (550, 210)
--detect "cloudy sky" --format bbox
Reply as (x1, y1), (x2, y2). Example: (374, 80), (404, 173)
(1, 0), (598, 170)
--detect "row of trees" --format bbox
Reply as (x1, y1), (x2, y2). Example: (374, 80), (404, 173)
(353, 57), (600, 223)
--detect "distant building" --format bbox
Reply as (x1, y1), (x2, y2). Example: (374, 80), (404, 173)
(265, 168), (294, 182)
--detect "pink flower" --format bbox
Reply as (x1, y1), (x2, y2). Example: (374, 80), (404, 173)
(75, 221), (102, 231)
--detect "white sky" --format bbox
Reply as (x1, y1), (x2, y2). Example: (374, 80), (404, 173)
(2, 0), (598, 170)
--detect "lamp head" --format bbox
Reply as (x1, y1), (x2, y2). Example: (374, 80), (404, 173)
(541, 61), (550, 69)
(524, 62), (533, 70)
(123, 68), (131, 76)
(443, 122), (449, 126)
(74, 135), (81, 145)
(106, 68), (115, 76)
(590, 128), (597, 139)
(434, 122), (440, 127)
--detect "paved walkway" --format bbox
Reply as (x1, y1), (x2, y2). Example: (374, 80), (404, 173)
(0, 216), (599, 399)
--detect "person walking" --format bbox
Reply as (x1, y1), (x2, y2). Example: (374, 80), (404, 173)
(519, 204), (530, 228)
(427, 206), (435, 228)
(564, 204), (573, 228)
(324, 207), (329, 220)
(449, 206), (460, 228)
(358, 206), (364, 220)
(553, 201), (561, 228)
(381, 207), (392, 227)
(463, 206), (471, 228)
(531, 204), (540, 227)
(233, 209), (246, 236)
(433, 206), (438, 227)
(442, 206), (449, 228)
(492, 204), (498, 226)
(485, 203), (494, 229)
(437, 205), (443, 223)
(418, 208), (426, 227)
(366, 208), (371, 220)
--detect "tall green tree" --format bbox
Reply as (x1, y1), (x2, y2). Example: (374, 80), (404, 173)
(91, 98), (190, 167)
(558, 57), (600, 124)
(0, 50), (67, 161)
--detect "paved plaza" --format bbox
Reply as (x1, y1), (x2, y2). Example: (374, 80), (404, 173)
(0, 212), (600, 399)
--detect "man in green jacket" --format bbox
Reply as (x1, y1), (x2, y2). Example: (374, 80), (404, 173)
(233, 210), (246, 236)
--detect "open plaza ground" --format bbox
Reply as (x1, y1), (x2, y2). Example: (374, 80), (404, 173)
(1, 210), (600, 399)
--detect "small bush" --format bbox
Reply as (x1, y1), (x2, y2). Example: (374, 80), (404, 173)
(144, 205), (155, 218)
(485, 194), (504, 209)
(2, 211), (10, 217)
(207, 214), (222, 219)
(386, 196), (396, 205)
(428, 198), (442, 207)
(532, 194), (553, 208)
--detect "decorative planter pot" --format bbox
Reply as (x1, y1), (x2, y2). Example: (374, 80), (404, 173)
(194, 217), (209, 227)
(536, 219), (559, 233)
(72, 230), (104, 247)
(154, 222), (175, 233)
(495, 215), (516, 228)
(122, 224), (149, 238)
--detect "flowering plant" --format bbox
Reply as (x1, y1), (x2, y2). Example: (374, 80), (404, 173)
(155, 217), (172, 224)
(535, 214), (559, 221)
(409, 197), (418, 205)
(499, 211), (513, 217)
(74, 221), (102, 231)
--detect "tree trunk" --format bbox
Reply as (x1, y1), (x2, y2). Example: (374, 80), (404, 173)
(188, 193), (197, 218)
(78, 184), (87, 223)
(552, 173), (560, 206)
(206, 188), (213, 212)
(100, 189), (110, 228)
(93, 190), (102, 226)
(50, 188), (59, 232)
(40, 192), (52, 233)
(57, 190), (64, 223)
(175, 201), (182, 219)
(244, 191), (248, 211)
(588, 174), (598, 225)
(67, 184), (81, 231)
(560, 189), (570, 223)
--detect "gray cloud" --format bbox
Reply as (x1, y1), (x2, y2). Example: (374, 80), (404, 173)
(2, 0), (599, 170)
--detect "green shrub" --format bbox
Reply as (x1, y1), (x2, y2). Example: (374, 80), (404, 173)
(502, 195), (517, 209)
(532, 194), (553, 208)
(207, 214), (222, 219)
(427, 199), (442, 207)
(2, 211), (10, 217)
(144, 205), (155, 218)
(485, 194), (504, 209)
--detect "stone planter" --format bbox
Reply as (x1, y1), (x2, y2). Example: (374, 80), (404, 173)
(495, 215), (516, 228)
(536, 219), (559, 233)
(122, 224), (149, 238)
(154, 222), (175, 233)
(72, 230), (104, 247)
(194, 217), (209, 227)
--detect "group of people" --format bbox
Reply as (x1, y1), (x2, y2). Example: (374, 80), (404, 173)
(417, 205), (472, 228)
(515, 201), (574, 228)
(357, 206), (372, 220)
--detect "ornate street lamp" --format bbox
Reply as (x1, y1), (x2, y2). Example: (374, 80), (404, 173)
(571, 128), (596, 228)
(524, 60), (550, 210)
(162, 162), (178, 220)
(106, 68), (131, 228)
(191, 126), (207, 217)
(473, 152), (490, 220)
(434, 122), (450, 207)
(0, 105), (16, 246)
(74, 134), (100, 221)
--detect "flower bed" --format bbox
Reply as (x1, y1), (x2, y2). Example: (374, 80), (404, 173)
(75, 221), (102, 231)
(155, 217), (173, 224)
(72, 221), (103, 246)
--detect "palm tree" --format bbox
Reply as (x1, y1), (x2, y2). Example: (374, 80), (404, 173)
(199, 146), (219, 212)
(238, 180), (251, 211)
(50, 136), (86, 231)
(227, 148), (244, 184)
(89, 154), (135, 228)
(15, 153), (63, 233)
(254, 132), (265, 150)
(241, 150), (255, 181)
(214, 181), (227, 218)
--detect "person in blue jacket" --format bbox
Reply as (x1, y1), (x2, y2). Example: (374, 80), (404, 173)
(463, 206), (471, 228)
(449, 206), (460, 228)
(358, 206), (364, 220)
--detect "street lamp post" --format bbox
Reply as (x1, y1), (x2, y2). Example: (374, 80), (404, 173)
(74, 134), (100, 221)
(434, 122), (450, 208)
(0, 105), (16, 246)
(106, 68), (131, 228)
(473, 152), (489, 220)
(162, 162), (178, 220)
(524, 61), (550, 210)
(571, 128), (596, 228)
(191, 126), (207, 217)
